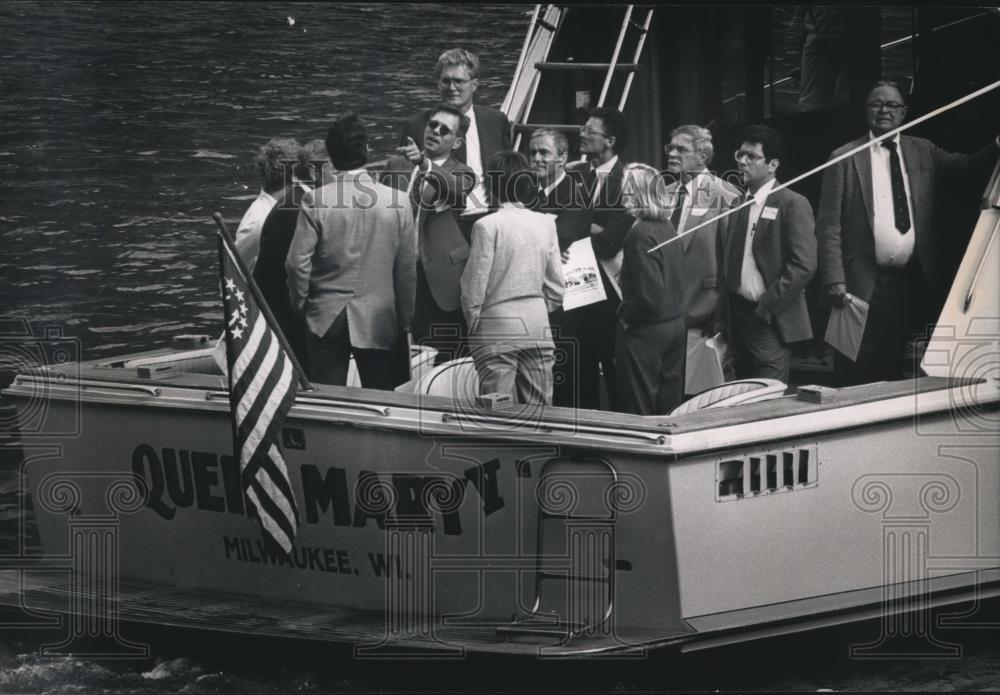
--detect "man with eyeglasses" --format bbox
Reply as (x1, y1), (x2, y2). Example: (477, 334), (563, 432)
(816, 80), (999, 386)
(716, 125), (817, 383)
(565, 106), (634, 411)
(385, 104), (476, 364)
(399, 48), (512, 232)
(528, 127), (592, 408)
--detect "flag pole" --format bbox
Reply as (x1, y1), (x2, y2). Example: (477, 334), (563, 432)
(213, 212), (314, 391)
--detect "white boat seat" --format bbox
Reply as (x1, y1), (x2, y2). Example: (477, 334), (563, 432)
(670, 378), (787, 415)
(411, 357), (480, 404)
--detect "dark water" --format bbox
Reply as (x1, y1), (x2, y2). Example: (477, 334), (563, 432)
(1, 2), (998, 692)
(0, 1), (526, 359)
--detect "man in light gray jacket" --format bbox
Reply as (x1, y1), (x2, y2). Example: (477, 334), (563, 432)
(286, 112), (417, 389)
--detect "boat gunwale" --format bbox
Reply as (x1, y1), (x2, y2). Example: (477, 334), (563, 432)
(4, 356), (997, 457)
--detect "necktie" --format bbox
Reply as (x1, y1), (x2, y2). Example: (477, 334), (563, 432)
(410, 165), (424, 219)
(726, 199), (752, 293)
(881, 140), (911, 234)
(670, 183), (687, 232)
(580, 166), (598, 204)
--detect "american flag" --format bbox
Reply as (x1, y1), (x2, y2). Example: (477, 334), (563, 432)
(218, 233), (301, 555)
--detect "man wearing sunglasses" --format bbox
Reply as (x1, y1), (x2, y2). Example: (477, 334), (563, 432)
(385, 104), (476, 362)
(716, 125), (817, 383)
(816, 80), (999, 386)
(398, 48), (512, 228)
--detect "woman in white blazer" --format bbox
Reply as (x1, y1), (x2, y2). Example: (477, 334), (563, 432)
(461, 151), (564, 406)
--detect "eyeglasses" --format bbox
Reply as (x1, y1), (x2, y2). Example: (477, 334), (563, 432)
(867, 101), (905, 112)
(427, 119), (455, 137)
(438, 77), (471, 88)
(580, 126), (608, 137)
(734, 149), (766, 162)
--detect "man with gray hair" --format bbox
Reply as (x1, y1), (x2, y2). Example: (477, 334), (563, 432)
(399, 48), (511, 225)
(235, 137), (300, 271)
(664, 126), (742, 339)
(530, 127), (592, 251)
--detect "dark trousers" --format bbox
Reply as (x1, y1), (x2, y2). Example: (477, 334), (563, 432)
(549, 307), (580, 408)
(306, 310), (395, 390)
(729, 293), (792, 382)
(572, 264), (620, 411)
(615, 316), (686, 415)
(413, 262), (467, 365)
(834, 264), (926, 386)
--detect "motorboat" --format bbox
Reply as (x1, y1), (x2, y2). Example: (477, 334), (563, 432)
(1, 4), (997, 658)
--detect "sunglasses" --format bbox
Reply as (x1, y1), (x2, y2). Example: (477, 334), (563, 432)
(427, 119), (455, 137)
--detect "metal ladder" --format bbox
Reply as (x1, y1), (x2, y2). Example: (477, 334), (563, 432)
(504, 4), (656, 150)
(497, 457), (618, 642)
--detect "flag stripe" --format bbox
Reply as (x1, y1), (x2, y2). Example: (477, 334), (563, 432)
(232, 313), (267, 386)
(242, 439), (298, 521)
(248, 474), (295, 541)
(238, 354), (293, 468)
(246, 486), (293, 554)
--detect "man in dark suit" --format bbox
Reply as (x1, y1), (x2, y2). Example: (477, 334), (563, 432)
(717, 125), (817, 382)
(817, 80), (999, 385)
(286, 113), (416, 389)
(254, 139), (329, 372)
(385, 104), (476, 363)
(566, 107), (634, 411)
(399, 48), (512, 232)
(529, 127), (593, 407)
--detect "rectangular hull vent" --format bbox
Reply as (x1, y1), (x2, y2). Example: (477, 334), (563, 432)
(716, 445), (818, 501)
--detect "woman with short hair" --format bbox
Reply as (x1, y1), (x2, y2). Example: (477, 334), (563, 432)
(460, 151), (563, 406)
(616, 163), (687, 415)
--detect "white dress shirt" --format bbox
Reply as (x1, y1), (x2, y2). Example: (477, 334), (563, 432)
(670, 170), (712, 234)
(540, 171), (567, 200)
(462, 107), (489, 214)
(590, 155), (619, 204)
(234, 189), (277, 272)
(737, 178), (776, 302)
(869, 132), (915, 268)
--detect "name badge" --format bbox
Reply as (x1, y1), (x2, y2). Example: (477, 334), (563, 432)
(761, 206), (779, 220)
(689, 206), (710, 217)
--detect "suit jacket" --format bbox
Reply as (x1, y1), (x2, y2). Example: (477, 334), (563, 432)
(567, 158), (633, 260)
(382, 154), (476, 311)
(717, 184), (818, 344)
(816, 134), (997, 302)
(535, 169), (593, 252)
(254, 183), (308, 363)
(461, 204), (563, 355)
(399, 105), (511, 169)
(618, 219), (685, 326)
(285, 171), (417, 350)
(665, 173), (742, 330)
